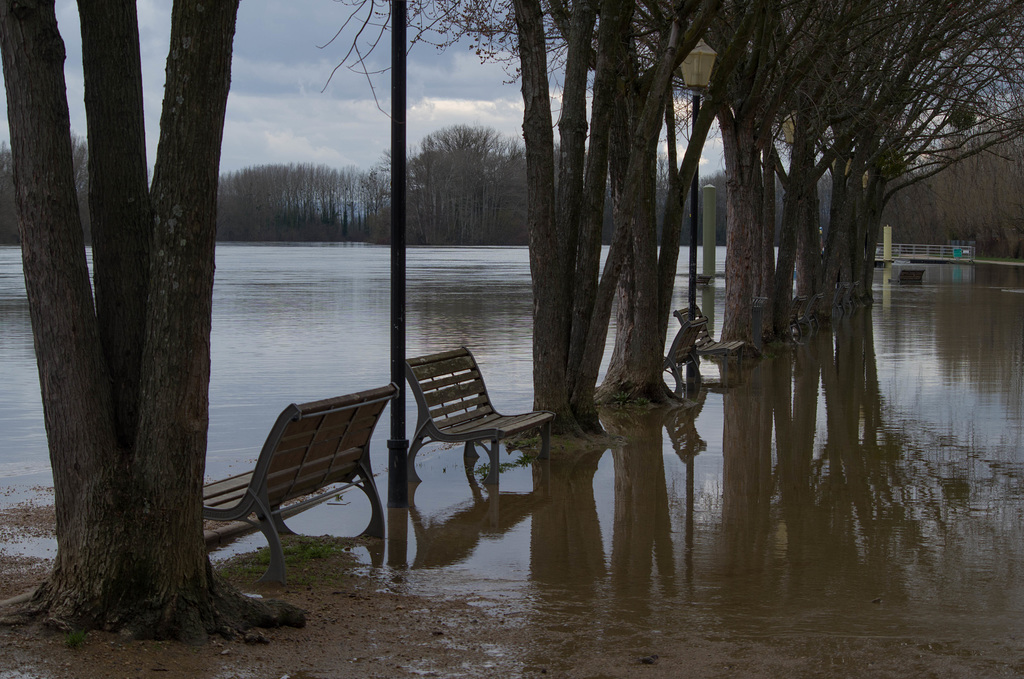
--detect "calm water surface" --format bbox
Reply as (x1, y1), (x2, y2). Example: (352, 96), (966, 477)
(2, 244), (1023, 670)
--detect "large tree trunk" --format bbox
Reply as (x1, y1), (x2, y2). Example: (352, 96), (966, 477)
(79, 0), (152, 444)
(515, 0), (633, 433)
(598, 32), (669, 404)
(514, 0), (575, 431)
(759, 145), (776, 301)
(773, 117), (823, 339)
(0, 0), (303, 640)
(718, 107), (763, 343)
(600, 139), (664, 402)
(821, 162), (853, 320)
(598, 18), (721, 404)
(565, 0), (628, 430)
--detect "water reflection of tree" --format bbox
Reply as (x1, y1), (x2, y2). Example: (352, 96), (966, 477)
(721, 360), (774, 577)
(602, 408), (680, 612)
(714, 309), (1024, 623)
(529, 445), (607, 598)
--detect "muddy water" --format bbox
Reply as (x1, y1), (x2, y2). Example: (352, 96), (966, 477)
(363, 260), (1024, 672)
(2, 245), (1023, 670)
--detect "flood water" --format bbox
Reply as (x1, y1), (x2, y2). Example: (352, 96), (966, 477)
(2, 244), (1024, 672)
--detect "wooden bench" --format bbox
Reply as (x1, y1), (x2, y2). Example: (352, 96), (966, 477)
(899, 269), (924, 283)
(202, 383), (396, 583)
(406, 347), (554, 486)
(792, 292), (822, 339)
(664, 315), (708, 395)
(674, 307), (745, 385)
(696, 274), (714, 286)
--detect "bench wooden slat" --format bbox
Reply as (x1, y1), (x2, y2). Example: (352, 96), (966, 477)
(271, 402), (384, 504)
(445, 411), (552, 437)
(407, 347), (471, 368)
(202, 471), (253, 501)
(415, 368), (483, 394)
(409, 354), (477, 380)
(422, 378), (488, 409)
(428, 395), (493, 422)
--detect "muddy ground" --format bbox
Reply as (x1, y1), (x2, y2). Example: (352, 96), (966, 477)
(2, 499), (1023, 678)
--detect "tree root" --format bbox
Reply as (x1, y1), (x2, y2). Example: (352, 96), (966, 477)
(1, 567), (305, 644)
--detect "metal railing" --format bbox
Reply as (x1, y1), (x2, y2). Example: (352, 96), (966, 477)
(875, 243), (975, 261)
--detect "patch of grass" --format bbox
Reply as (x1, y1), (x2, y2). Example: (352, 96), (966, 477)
(609, 391), (651, 408)
(474, 452), (537, 479)
(64, 630), (86, 649)
(506, 433), (541, 451)
(217, 535), (363, 586)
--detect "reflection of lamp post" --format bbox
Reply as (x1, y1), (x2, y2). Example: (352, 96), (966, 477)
(679, 39), (716, 388)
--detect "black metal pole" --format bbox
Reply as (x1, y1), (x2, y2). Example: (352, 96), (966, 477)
(686, 92), (700, 388)
(388, 0), (408, 508)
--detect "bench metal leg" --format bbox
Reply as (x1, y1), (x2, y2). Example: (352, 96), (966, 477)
(482, 439), (500, 486)
(356, 456), (385, 539)
(271, 512), (294, 537)
(463, 440), (480, 461)
(665, 357), (684, 396)
(256, 518), (287, 584)
(538, 420), (551, 460)
(407, 436), (425, 484)
(250, 493), (287, 584)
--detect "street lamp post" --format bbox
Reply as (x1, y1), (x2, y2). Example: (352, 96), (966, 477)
(388, 0), (409, 509)
(679, 39), (716, 389)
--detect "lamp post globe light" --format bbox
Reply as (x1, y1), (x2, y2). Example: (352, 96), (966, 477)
(678, 39), (716, 390)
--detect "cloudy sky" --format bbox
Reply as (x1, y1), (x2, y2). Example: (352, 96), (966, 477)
(0, 1), (723, 176)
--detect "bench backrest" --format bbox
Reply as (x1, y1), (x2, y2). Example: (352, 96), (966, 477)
(789, 296), (808, 322)
(803, 292), (823, 317)
(406, 347), (494, 434)
(667, 316), (708, 363)
(832, 284), (845, 306)
(259, 384), (396, 508)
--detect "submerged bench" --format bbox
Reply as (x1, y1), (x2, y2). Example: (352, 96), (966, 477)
(203, 383), (396, 583)
(899, 269), (924, 283)
(792, 292), (823, 340)
(674, 307), (746, 385)
(664, 315), (708, 395)
(406, 347), (554, 485)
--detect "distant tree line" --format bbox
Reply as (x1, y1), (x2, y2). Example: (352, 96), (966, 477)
(0, 124), (528, 246)
(7, 121), (1022, 257)
(406, 124), (527, 244)
(214, 124), (528, 244)
(216, 162), (369, 241)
